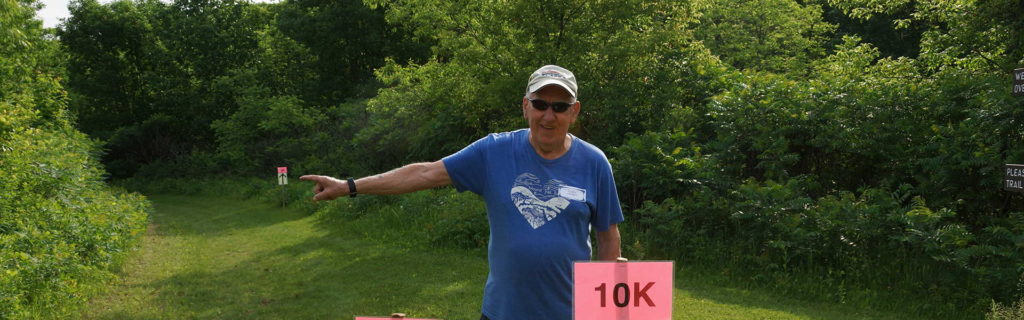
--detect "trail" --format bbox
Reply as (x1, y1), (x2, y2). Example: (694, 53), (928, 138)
(83, 194), (921, 320)
(83, 194), (486, 319)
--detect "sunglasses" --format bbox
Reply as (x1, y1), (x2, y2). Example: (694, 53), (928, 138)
(530, 99), (573, 113)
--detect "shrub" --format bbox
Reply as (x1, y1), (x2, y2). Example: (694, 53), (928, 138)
(1, 1), (150, 317)
(987, 295), (1024, 320)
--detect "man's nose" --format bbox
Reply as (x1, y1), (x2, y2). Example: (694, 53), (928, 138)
(542, 107), (557, 120)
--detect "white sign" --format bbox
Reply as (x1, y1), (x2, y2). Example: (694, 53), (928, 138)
(1014, 68), (1024, 96)
(277, 167), (288, 185)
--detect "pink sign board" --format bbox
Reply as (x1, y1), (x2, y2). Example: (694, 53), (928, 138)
(277, 167), (287, 174)
(354, 315), (438, 317)
(573, 261), (674, 320)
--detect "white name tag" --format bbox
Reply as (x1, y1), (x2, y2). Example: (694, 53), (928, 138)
(559, 186), (587, 201)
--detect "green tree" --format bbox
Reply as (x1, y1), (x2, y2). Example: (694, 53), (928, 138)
(276, 0), (431, 105)
(60, 0), (271, 177)
(815, 0), (924, 59)
(692, 0), (836, 74)
(824, 0), (1024, 72)
(362, 0), (727, 168)
(1, 0), (149, 317)
(59, 0), (164, 137)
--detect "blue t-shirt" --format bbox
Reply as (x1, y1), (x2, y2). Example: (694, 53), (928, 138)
(442, 129), (625, 320)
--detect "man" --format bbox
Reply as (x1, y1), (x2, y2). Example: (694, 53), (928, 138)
(300, 65), (624, 320)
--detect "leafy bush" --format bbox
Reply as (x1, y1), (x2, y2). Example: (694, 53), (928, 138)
(1, 1), (149, 317)
(611, 130), (718, 208)
(612, 32), (1024, 317)
(988, 295), (1024, 320)
(0, 128), (149, 318)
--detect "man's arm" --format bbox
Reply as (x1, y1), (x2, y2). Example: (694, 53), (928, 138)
(596, 224), (622, 261)
(299, 160), (451, 201)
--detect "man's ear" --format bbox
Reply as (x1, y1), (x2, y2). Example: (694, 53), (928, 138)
(571, 100), (582, 120)
(522, 96), (530, 119)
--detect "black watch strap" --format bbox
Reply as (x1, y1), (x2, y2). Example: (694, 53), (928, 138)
(347, 177), (357, 197)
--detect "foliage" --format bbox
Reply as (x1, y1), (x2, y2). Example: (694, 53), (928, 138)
(692, 0), (836, 74)
(60, 0), (273, 178)
(275, 0), (431, 105)
(611, 15), (1023, 315)
(59, 0), (432, 178)
(361, 0), (728, 165)
(0, 0), (149, 317)
(815, 0), (924, 59)
(988, 294), (1024, 320)
(610, 130), (717, 209)
(50, 0), (1024, 317)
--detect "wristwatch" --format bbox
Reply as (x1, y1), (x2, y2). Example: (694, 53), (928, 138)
(347, 177), (357, 198)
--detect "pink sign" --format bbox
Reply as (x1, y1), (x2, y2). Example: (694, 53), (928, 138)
(573, 261), (674, 320)
(277, 167), (287, 174)
(354, 315), (438, 317)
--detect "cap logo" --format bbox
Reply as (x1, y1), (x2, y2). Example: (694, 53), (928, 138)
(541, 72), (564, 78)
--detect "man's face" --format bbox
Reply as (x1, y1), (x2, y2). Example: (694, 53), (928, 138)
(522, 85), (580, 148)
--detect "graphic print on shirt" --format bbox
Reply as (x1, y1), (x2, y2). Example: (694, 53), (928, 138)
(510, 173), (587, 229)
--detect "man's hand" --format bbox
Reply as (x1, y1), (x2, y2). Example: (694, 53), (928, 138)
(298, 175), (347, 201)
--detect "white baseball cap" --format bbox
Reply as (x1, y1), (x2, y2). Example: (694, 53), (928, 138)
(527, 65), (577, 98)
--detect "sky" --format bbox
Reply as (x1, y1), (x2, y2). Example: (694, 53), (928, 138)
(36, 0), (80, 28)
(34, 0), (279, 29)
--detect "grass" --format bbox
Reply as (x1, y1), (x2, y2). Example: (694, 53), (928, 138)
(83, 194), (486, 319)
(83, 191), (942, 319)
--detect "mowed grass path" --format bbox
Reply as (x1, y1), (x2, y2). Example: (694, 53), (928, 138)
(84, 194), (927, 319)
